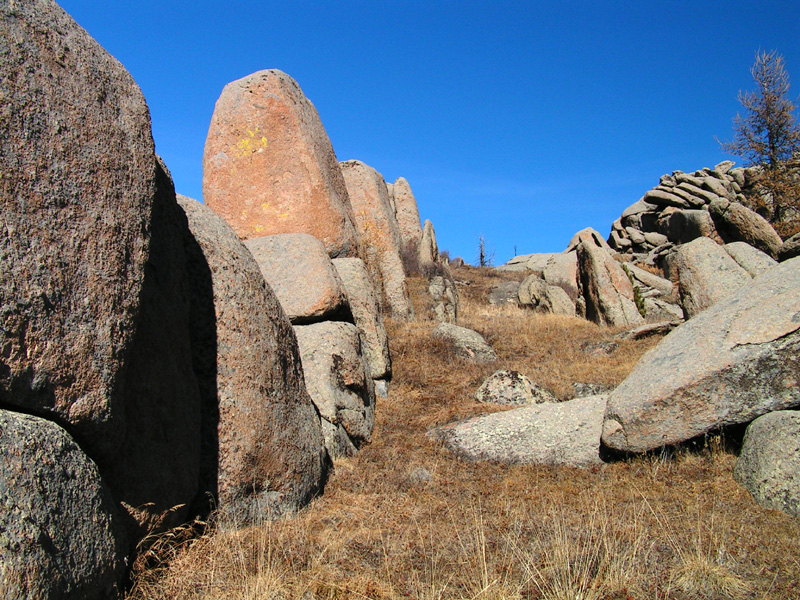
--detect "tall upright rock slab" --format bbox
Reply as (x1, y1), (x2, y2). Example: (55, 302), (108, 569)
(0, 0), (153, 457)
(340, 160), (413, 319)
(577, 242), (644, 327)
(203, 69), (359, 257)
(178, 196), (328, 523)
(392, 177), (423, 250)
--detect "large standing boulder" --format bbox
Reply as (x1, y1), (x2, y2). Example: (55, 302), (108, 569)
(577, 242), (644, 327)
(431, 395), (607, 467)
(734, 411), (800, 518)
(340, 160), (413, 318)
(203, 69), (359, 257)
(1, 0), (202, 542)
(177, 196), (327, 523)
(0, 410), (126, 600)
(709, 198), (783, 259)
(418, 219), (440, 271)
(543, 252), (579, 301)
(294, 322), (376, 457)
(245, 233), (349, 324)
(674, 236), (751, 319)
(332, 257), (392, 381)
(602, 257), (800, 453)
(431, 323), (497, 363)
(392, 177), (423, 250)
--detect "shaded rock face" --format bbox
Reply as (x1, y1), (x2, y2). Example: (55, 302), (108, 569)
(245, 233), (350, 325)
(674, 236), (751, 319)
(779, 232), (800, 262)
(475, 370), (556, 405)
(430, 395), (607, 467)
(656, 208), (718, 245)
(0, 0), (153, 461)
(734, 411), (800, 518)
(602, 257), (800, 453)
(294, 322), (375, 457)
(1, 0), (202, 544)
(332, 257), (392, 381)
(0, 410), (126, 600)
(203, 69), (359, 257)
(104, 161), (202, 540)
(177, 196), (327, 524)
(431, 323), (497, 363)
(392, 177), (423, 250)
(418, 219), (440, 271)
(340, 160), (413, 318)
(577, 242), (644, 327)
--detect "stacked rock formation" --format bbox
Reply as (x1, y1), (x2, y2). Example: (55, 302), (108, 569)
(608, 161), (784, 263)
(245, 233), (384, 457)
(0, 4), (330, 595)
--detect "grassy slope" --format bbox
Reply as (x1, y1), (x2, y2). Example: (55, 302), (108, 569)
(129, 266), (800, 600)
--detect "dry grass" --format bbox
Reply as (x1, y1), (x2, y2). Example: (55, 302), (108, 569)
(128, 266), (800, 600)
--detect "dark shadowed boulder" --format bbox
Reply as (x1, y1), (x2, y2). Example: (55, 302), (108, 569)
(178, 196), (327, 523)
(488, 280), (521, 306)
(656, 208), (718, 244)
(431, 395), (607, 467)
(779, 232), (800, 262)
(734, 411), (800, 518)
(245, 233), (349, 324)
(602, 257), (800, 453)
(0, 410), (126, 600)
(203, 69), (359, 257)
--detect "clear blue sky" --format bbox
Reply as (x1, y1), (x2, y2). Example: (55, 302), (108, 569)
(58, 1), (800, 264)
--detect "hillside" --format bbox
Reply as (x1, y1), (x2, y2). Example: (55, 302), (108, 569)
(128, 266), (800, 600)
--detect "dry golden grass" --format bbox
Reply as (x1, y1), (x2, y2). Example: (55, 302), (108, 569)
(128, 266), (800, 600)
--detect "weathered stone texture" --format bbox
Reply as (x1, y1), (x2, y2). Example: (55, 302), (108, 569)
(178, 196), (327, 523)
(392, 177), (423, 249)
(203, 69), (359, 257)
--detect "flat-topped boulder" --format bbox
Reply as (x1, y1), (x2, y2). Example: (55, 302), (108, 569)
(245, 233), (349, 324)
(340, 160), (413, 318)
(178, 197), (327, 523)
(431, 395), (607, 467)
(203, 69), (359, 257)
(602, 257), (800, 453)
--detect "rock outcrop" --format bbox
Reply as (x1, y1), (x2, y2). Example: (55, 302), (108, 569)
(245, 233), (350, 324)
(518, 275), (575, 316)
(602, 257), (800, 453)
(429, 275), (459, 322)
(674, 236), (751, 319)
(340, 160), (413, 318)
(577, 242), (644, 327)
(418, 219), (440, 272)
(177, 196), (328, 523)
(734, 411), (800, 518)
(431, 395), (607, 467)
(709, 198), (783, 258)
(203, 69), (359, 257)
(0, 410), (126, 600)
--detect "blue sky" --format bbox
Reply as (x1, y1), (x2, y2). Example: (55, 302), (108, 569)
(59, 1), (800, 264)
